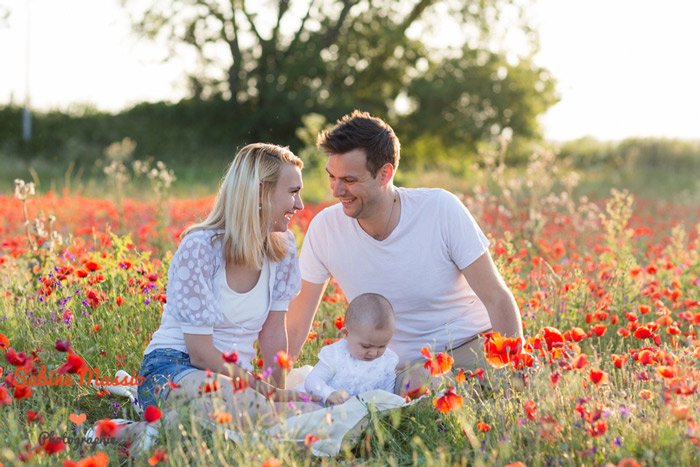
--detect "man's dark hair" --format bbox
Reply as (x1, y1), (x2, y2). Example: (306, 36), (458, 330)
(317, 110), (400, 177)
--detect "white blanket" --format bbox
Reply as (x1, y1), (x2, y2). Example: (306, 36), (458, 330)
(227, 366), (417, 457)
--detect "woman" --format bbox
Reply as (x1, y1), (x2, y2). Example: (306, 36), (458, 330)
(100, 143), (321, 452)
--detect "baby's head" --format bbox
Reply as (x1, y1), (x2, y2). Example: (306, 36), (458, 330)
(341, 293), (395, 361)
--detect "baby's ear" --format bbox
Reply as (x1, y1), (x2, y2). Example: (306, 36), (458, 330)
(340, 327), (349, 338)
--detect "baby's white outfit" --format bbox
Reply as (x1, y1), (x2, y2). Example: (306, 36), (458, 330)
(304, 339), (399, 402)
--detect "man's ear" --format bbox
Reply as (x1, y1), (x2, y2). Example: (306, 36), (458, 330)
(379, 163), (395, 186)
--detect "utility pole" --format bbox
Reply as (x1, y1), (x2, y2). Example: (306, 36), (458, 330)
(22, 0), (31, 141)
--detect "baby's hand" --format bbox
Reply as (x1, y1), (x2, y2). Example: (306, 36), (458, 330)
(326, 390), (350, 405)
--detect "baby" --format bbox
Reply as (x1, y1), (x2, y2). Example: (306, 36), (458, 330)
(305, 293), (399, 405)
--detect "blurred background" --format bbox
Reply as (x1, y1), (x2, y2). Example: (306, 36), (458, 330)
(1, 0), (699, 202)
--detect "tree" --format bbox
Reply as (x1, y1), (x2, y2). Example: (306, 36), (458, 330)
(121, 0), (557, 158)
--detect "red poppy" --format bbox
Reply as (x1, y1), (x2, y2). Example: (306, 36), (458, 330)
(84, 260), (101, 272)
(200, 381), (220, 394)
(476, 422), (491, 433)
(455, 368), (466, 383)
(41, 436), (65, 454)
(590, 324), (607, 337)
(588, 420), (608, 437)
(483, 333), (522, 369)
(13, 385), (32, 400)
(4, 348), (27, 366)
(611, 354), (628, 369)
(95, 419), (123, 439)
(56, 353), (87, 374)
(27, 410), (44, 423)
(639, 304), (652, 315)
(275, 350), (293, 371)
(334, 315), (345, 330)
(433, 387), (463, 413)
(144, 405), (162, 423)
(424, 352), (454, 376)
(633, 326), (654, 340)
(402, 386), (430, 402)
(221, 351), (238, 363)
(210, 411), (233, 424)
(0, 334), (9, 351)
(0, 385), (12, 405)
(148, 448), (167, 466)
(589, 369), (608, 385)
(572, 353), (589, 370)
(657, 366), (676, 379)
(567, 327), (586, 342)
(523, 400), (537, 421)
(304, 434), (320, 446)
(550, 371), (562, 388)
(541, 327), (565, 350)
(55, 339), (72, 353)
(638, 389), (653, 400)
(262, 458), (281, 467)
(75, 451), (109, 467)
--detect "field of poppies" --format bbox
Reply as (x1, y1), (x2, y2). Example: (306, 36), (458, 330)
(1, 162), (699, 466)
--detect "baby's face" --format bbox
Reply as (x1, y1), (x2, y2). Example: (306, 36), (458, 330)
(343, 325), (393, 361)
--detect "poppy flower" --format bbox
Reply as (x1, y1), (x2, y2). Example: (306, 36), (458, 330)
(567, 327), (586, 342)
(84, 260), (101, 272)
(274, 351), (293, 371)
(200, 381), (220, 394)
(221, 351), (238, 363)
(541, 326), (565, 350)
(13, 385), (32, 400)
(168, 380), (181, 390)
(550, 371), (562, 388)
(424, 352), (454, 376)
(611, 354), (628, 369)
(210, 412), (232, 424)
(639, 304), (651, 315)
(638, 389), (653, 400)
(455, 368), (466, 383)
(402, 386), (430, 402)
(523, 400), (537, 421)
(572, 353), (589, 370)
(144, 405), (162, 423)
(483, 333), (522, 369)
(589, 369), (608, 385)
(56, 353), (87, 374)
(433, 387), (463, 413)
(304, 434), (320, 446)
(633, 326), (654, 339)
(95, 419), (123, 438)
(671, 404), (689, 420)
(75, 451), (109, 467)
(148, 448), (167, 466)
(588, 421), (608, 437)
(41, 437), (65, 454)
(0, 334), (9, 351)
(590, 324), (607, 337)
(476, 422), (491, 432)
(0, 386), (12, 405)
(617, 459), (641, 467)
(4, 348), (27, 366)
(55, 339), (72, 353)
(262, 458), (281, 467)
(27, 410), (44, 423)
(656, 366), (676, 379)
(334, 315), (345, 330)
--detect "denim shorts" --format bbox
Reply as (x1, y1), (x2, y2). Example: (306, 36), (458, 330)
(137, 348), (199, 413)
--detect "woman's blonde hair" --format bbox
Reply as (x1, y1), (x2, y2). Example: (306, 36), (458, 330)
(183, 143), (303, 268)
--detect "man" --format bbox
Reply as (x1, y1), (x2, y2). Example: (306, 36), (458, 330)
(287, 110), (523, 393)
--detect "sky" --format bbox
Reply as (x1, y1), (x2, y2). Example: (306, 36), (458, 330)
(1, 0), (699, 142)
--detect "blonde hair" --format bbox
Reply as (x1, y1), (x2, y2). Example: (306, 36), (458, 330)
(183, 143), (303, 268)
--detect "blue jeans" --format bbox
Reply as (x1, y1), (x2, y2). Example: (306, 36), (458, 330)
(137, 348), (199, 413)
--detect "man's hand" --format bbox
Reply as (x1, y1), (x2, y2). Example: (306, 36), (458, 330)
(326, 390), (350, 405)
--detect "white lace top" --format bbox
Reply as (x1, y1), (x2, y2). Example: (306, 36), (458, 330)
(143, 229), (301, 370)
(304, 339), (399, 402)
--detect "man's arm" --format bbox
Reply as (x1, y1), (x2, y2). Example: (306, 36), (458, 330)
(258, 310), (287, 387)
(461, 252), (523, 340)
(287, 279), (329, 359)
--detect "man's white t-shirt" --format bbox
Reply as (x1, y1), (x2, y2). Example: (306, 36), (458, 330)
(300, 187), (493, 367)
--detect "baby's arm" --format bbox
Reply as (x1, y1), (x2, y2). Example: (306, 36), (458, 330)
(305, 360), (340, 403)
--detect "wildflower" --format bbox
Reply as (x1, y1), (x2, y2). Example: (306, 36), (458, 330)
(55, 339), (72, 353)
(144, 405), (162, 423)
(433, 386), (463, 413)
(455, 368), (466, 383)
(611, 354), (628, 369)
(476, 422), (491, 432)
(483, 333), (523, 369)
(148, 448), (167, 465)
(41, 436), (65, 454)
(0, 334), (9, 351)
(57, 353), (87, 374)
(402, 386), (430, 402)
(334, 315), (345, 329)
(572, 353), (589, 370)
(304, 434), (320, 446)
(617, 459), (641, 467)
(638, 389), (653, 400)
(200, 381), (220, 394)
(589, 369), (608, 385)
(27, 410), (44, 423)
(590, 324), (607, 337)
(210, 412), (233, 424)
(423, 351), (454, 376)
(671, 404), (689, 420)
(523, 400), (537, 421)
(275, 351), (293, 371)
(588, 421), (608, 437)
(566, 327), (586, 342)
(262, 458), (281, 467)
(95, 419), (123, 438)
(656, 366), (676, 379)
(550, 371), (562, 387)
(221, 351), (238, 363)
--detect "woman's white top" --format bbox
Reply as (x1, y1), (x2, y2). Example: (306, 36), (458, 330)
(144, 229), (301, 371)
(304, 339), (399, 402)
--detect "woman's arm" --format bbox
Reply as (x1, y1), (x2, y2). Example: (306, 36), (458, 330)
(258, 310), (288, 387)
